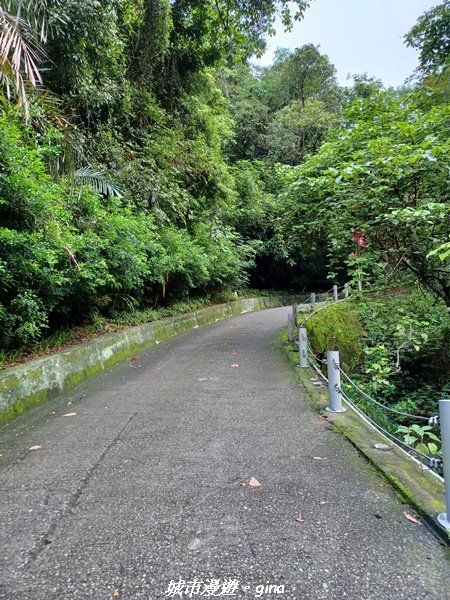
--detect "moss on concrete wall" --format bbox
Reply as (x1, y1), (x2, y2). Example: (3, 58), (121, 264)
(0, 295), (298, 425)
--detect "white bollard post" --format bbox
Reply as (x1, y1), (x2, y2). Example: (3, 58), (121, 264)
(333, 285), (338, 302)
(326, 351), (346, 413)
(298, 327), (308, 368)
(438, 399), (450, 530)
(311, 292), (316, 310)
(344, 285), (349, 299)
(292, 304), (298, 327)
(288, 314), (294, 342)
(358, 280), (362, 292)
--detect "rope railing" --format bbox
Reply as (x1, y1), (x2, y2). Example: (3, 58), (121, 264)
(306, 342), (443, 475)
(300, 295), (350, 327)
(307, 340), (326, 365)
(302, 344), (436, 468)
(339, 388), (444, 480)
(290, 283), (450, 527)
(337, 364), (435, 424)
(291, 286), (445, 476)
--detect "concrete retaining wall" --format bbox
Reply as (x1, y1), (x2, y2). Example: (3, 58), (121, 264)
(0, 296), (297, 423)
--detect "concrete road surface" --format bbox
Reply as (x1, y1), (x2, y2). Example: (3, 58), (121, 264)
(1, 307), (449, 599)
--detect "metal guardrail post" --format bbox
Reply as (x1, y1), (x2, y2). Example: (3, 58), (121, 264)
(298, 327), (308, 368)
(326, 351), (346, 413)
(438, 399), (450, 530)
(288, 314), (294, 342)
(333, 285), (338, 302)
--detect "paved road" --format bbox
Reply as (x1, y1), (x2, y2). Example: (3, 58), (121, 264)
(1, 307), (449, 600)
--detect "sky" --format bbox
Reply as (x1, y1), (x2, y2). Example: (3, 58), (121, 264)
(254, 0), (438, 87)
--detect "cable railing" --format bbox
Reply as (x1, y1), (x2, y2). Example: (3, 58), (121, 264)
(288, 284), (450, 529)
(306, 347), (442, 474)
(337, 365), (432, 424)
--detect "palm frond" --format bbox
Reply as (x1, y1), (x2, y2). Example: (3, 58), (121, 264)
(0, 10), (44, 86)
(74, 166), (124, 199)
(0, 7), (47, 116)
(2, 1), (64, 43)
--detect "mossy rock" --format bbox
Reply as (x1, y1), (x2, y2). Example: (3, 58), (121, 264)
(307, 301), (365, 371)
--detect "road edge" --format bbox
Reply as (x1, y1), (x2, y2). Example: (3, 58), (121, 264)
(278, 330), (450, 546)
(0, 296), (298, 426)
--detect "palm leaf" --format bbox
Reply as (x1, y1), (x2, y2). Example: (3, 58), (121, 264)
(0, 10), (44, 85)
(2, 1), (64, 43)
(0, 7), (47, 116)
(74, 166), (124, 199)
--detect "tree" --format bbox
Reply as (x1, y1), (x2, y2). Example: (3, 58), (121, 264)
(266, 97), (337, 164)
(342, 73), (383, 102)
(279, 90), (450, 304)
(405, 0), (450, 80)
(261, 44), (339, 111)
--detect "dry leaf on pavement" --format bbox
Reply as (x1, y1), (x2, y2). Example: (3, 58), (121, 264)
(404, 513), (421, 525)
(249, 477), (261, 488)
(29, 446), (42, 451)
(188, 538), (202, 550)
(230, 363), (239, 368)
(295, 516), (305, 523)
(63, 412), (77, 417)
(130, 357), (139, 363)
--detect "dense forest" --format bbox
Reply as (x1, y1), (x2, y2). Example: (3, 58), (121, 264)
(0, 0), (449, 419)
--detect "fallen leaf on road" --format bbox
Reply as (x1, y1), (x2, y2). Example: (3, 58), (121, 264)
(188, 538), (202, 550)
(231, 351), (239, 356)
(63, 412), (77, 417)
(112, 591), (120, 598)
(313, 456), (328, 461)
(29, 446), (42, 451)
(295, 516), (305, 523)
(374, 443), (392, 451)
(404, 513), (421, 525)
(374, 512), (382, 519)
(240, 482), (246, 487)
(249, 477), (261, 488)
(130, 356), (139, 363)
(230, 363), (239, 368)
(319, 500), (328, 506)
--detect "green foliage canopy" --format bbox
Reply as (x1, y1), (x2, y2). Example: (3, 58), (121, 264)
(279, 90), (450, 304)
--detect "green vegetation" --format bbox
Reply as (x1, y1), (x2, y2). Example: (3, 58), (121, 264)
(306, 288), (449, 458)
(0, 0), (449, 410)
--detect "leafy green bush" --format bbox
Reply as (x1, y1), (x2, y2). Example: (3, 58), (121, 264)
(0, 106), (254, 350)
